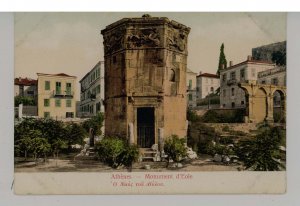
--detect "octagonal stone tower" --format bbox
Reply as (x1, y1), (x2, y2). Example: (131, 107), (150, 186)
(101, 15), (190, 148)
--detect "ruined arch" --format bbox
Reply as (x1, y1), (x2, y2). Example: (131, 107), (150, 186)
(253, 87), (268, 122)
(273, 89), (286, 122)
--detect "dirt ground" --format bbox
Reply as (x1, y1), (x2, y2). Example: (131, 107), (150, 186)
(14, 154), (241, 173)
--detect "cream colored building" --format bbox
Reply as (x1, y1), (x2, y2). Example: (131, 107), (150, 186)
(220, 56), (275, 108)
(186, 69), (198, 108)
(196, 72), (220, 99)
(37, 73), (77, 119)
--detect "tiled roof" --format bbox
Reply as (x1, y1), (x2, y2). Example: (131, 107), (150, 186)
(37, 73), (76, 78)
(197, 73), (219, 78)
(221, 59), (274, 72)
(14, 77), (37, 86)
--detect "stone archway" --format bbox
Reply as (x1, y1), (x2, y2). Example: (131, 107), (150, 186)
(238, 81), (286, 123)
(253, 88), (268, 123)
(273, 89), (286, 123)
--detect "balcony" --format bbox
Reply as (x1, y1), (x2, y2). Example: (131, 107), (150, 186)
(227, 79), (237, 85)
(53, 90), (74, 98)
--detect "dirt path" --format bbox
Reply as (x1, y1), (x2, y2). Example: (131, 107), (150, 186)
(15, 155), (240, 172)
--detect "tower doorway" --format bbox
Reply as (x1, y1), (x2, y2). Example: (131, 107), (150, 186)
(137, 107), (155, 148)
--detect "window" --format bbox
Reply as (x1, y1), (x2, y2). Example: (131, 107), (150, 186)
(231, 88), (235, 96)
(188, 80), (192, 90)
(261, 80), (266, 84)
(240, 68), (245, 79)
(211, 79), (213, 84)
(169, 69), (175, 82)
(56, 82), (61, 94)
(231, 102), (235, 108)
(66, 99), (72, 107)
(223, 89), (226, 97)
(44, 112), (50, 118)
(241, 101), (245, 105)
(45, 81), (50, 90)
(96, 85), (101, 94)
(189, 94), (193, 101)
(55, 99), (61, 107)
(44, 99), (50, 107)
(222, 104), (226, 108)
(113, 56), (117, 64)
(222, 73), (227, 82)
(272, 78), (279, 86)
(210, 87), (214, 92)
(27, 91), (34, 96)
(230, 72), (236, 80)
(66, 112), (74, 118)
(66, 83), (72, 95)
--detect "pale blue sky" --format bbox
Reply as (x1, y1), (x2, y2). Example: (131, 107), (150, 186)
(15, 12), (286, 100)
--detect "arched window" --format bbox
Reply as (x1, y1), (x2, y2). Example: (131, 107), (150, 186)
(169, 69), (175, 82)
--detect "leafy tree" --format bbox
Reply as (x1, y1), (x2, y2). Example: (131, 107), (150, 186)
(30, 136), (51, 162)
(65, 122), (86, 149)
(235, 126), (285, 171)
(82, 112), (104, 136)
(164, 135), (187, 167)
(217, 43), (227, 75)
(52, 138), (68, 159)
(14, 96), (36, 107)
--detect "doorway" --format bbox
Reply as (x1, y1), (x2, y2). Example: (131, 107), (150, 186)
(137, 107), (155, 148)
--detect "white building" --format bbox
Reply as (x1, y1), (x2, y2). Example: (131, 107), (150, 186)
(79, 61), (105, 117)
(257, 66), (286, 86)
(186, 69), (198, 108)
(196, 72), (220, 99)
(220, 56), (275, 108)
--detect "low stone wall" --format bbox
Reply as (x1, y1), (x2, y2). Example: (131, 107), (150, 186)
(203, 123), (258, 134)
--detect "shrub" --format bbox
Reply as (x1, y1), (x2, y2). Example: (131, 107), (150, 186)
(187, 109), (200, 122)
(118, 144), (139, 170)
(235, 126), (285, 171)
(95, 137), (139, 169)
(164, 135), (187, 165)
(82, 112), (104, 136)
(222, 125), (230, 132)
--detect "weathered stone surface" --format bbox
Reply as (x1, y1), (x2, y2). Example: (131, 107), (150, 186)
(101, 15), (190, 145)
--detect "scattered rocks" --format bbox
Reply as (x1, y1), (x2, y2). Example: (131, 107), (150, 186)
(213, 154), (222, 162)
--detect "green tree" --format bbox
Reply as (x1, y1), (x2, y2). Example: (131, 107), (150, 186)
(217, 43), (227, 75)
(30, 135), (51, 162)
(65, 122), (86, 149)
(82, 112), (104, 136)
(14, 96), (36, 107)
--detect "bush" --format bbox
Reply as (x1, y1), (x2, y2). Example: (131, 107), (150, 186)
(118, 144), (139, 170)
(164, 135), (187, 165)
(14, 96), (36, 106)
(187, 122), (217, 155)
(95, 137), (139, 169)
(201, 109), (245, 123)
(82, 112), (104, 136)
(235, 126), (285, 171)
(187, 109), (200, 122)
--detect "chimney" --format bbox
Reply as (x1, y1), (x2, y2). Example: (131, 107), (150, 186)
(229, 61), (233, 67)
(247, 55), (252, 61)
